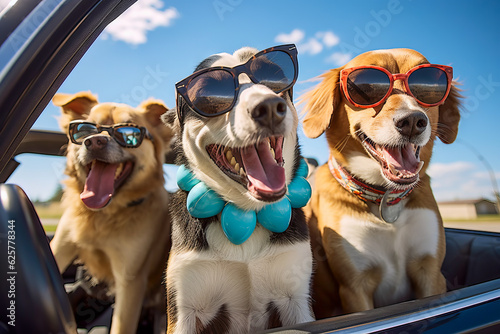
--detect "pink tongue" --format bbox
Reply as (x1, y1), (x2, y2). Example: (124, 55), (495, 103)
(80, 161), (118, 209)
(241, 142), (286, 197)
(382, 144), (419, 173)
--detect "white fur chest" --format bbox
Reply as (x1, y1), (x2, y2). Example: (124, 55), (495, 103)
(338, 206), (440, 306)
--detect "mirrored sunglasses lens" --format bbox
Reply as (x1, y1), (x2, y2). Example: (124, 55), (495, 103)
(72, 123), (98, 143)
(251, 51), (295, 92)
(408, 67), (448, 104)
(115, 127), (142, 146)
(347, 68), (390, 106)
(187, 70), (235, 115)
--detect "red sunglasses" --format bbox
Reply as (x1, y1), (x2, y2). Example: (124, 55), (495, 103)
(340, 64), (453, 108)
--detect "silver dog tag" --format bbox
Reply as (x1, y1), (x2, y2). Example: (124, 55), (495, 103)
(379, 191), (402, 224)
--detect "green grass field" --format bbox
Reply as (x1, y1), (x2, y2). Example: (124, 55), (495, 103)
(35, 202), (63, 219)
(443, 214), (500, 222)
(43, 224), (58, 233)
(35, 202), (62, 233)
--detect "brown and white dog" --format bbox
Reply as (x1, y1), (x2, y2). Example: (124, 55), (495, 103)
(162, 45), (314, 333)
(300, 49), (461, 317)
(50, 92), (173, 334)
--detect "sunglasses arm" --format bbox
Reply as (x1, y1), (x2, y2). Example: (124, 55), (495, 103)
(176, 94), (186, 125)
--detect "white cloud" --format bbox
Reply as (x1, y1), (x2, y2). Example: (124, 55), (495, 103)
(298, 38), (323, 55)
(474, 170), (500, 181)
(316, 31), (340, 48)
(102, 0), (179, 45)
(427, 161), (475, 180)
(326, 52), (352, 66)
(275, 29), (344, 61)
(0, 0), (14, 12)
(297, 76), (323, 85)
(427, 161), (500, 202)
(275, 29), (305, 44)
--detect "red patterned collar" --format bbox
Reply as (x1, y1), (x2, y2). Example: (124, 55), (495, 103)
(328, 156), (413, 206)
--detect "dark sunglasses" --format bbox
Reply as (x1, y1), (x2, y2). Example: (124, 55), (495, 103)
(175, 44), (298, 119)
(68, 121), (153, 148)
(340, 64), (453, 108)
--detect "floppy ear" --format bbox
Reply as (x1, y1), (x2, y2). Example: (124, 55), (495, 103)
(138, 98), (169, 127)
(438, 82), (462, 144)
(138, 99), (174, 144)
(53, 91), (98, 130)
(300, 67), (344, 138)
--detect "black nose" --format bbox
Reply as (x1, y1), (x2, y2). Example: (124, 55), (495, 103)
(394, 112), (428, 138)
(249, 95), (287, 129)
(84, 135), (109, 150)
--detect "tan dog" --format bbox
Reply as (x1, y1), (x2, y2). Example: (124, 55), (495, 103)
(50, 92), (173, 334)
(300, 49), (461, 317)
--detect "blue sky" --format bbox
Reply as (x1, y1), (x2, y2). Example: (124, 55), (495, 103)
(6, 0), (500, 203)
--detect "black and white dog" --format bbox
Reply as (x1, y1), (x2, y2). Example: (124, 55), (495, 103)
(162, 44), (314, 333)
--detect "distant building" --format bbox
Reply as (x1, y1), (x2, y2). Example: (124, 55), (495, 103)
(438, 198), (499, 219)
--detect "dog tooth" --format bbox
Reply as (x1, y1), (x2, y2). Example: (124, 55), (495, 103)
(271, 148), (275, 159)
(234, 163), (240, 172)
(230, 157), (236, 166)
(239, 167), (245, 176)
(226, 150), (233, 161)
(416, 161), (425, 174)
(388, 164), (398, 175)
(115, 163), (123, 178)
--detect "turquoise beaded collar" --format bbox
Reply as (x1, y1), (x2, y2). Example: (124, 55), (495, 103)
(177, 159), (312, 245)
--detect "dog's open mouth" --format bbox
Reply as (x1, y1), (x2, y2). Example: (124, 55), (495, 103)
(358, 132), (424, 185)
(80, 160), (134, 209)
(206, 136), (286, 201)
